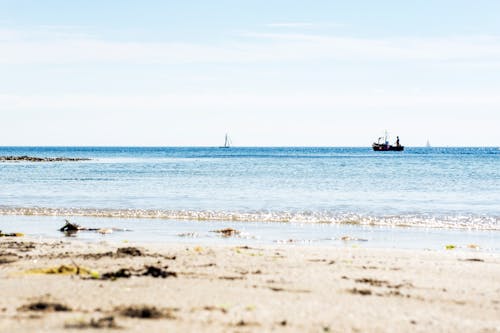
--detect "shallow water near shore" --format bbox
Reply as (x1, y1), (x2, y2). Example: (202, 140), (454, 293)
(1, 215), (498, 253)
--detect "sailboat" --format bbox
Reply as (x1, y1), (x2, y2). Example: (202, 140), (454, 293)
(220, 134), (231, 148)
(426, 140), (431, 148)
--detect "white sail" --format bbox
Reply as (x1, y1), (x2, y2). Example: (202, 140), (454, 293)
(222, 134), (231, 148)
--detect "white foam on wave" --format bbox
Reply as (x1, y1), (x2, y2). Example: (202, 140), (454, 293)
(0, 206), (499, 231)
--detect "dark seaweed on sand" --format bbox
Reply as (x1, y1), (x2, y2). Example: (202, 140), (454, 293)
(117, 306), (176, 319)
(18, 302), (72, 312)
(100, 265), (177, 280)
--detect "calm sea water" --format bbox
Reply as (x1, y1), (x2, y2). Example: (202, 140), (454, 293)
(0, 147), (499, 231)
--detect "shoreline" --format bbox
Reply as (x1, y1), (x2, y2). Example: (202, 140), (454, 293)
(0, 237), (499, 332)
(1, 215), (499, 254)
(1, 206), (499, 231)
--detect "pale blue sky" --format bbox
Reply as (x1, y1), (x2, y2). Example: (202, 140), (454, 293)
(1, 0), (499, 146)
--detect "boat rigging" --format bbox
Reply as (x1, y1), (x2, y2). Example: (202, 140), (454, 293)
(372, 131), (404, 151)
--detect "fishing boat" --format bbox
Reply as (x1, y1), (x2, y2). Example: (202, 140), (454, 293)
(220, 134), (231, 148)
(372, 131), (404, 151)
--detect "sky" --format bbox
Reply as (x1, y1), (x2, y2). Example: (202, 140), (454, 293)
(1, 0), (499, 147)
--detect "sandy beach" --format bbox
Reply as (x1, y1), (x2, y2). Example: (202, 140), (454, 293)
(0, 237), (499, 332)
(3, 0), (500, 331)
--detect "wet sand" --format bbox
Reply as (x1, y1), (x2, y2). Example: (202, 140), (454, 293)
(0, 238), (499, 332)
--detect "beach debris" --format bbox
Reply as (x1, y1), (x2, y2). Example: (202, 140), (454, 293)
(235, 320), (260, 327)
(59, 219), (130, 235)
(100, 265), (177, 281)
(64, 316), (119, 329)
(267, 286), (311, 293)
(191, 305), (228, 314)
(101, 268), (133, 280)
(25, 264), (99, 278)
(0, 231), (24, 237)
(467, 244), (480, 249)
(0, 253), (19, 264)
(445, 244), (456, 250)
(361, 265), (378, 270)
(116, 247), (143, 257)
(77, 247), (145, 260)
(235, 246), (260, 250)
(286, 239), (299, 243)
(26, 263), (175, 281)
(59, 220), (87, 233)
(348, 288), (372, 296)
(354, 277), (413, 290)
(18, 301), (71, 312)
(233, 247), (264, 256)
(251, 270), (262, 274)
(211, 228), (241, 237)
(194, 262), (216, 268)
(142, 265), (177, 278)
(219, 275), (245, 281)
(308, 258), (335, 265)
(461, 258), (484, 262)
(245, 305), (256, 311)
(158, 254), (177, 260)
(355, 278), (388, 287)
(178, 232), (199, 237)
(340, 236), (368, 242)
(117, 306), (177, 319)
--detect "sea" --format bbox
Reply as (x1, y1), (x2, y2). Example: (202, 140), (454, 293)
(0, 146), (499, 251)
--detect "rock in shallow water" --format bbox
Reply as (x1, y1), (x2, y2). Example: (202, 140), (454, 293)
(0, 155), (90, 162)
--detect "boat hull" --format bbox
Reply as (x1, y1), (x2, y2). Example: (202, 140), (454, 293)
(372, 143), (404, 151)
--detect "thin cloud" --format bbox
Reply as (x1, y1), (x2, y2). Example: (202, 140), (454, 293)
(244, 32), (500, 61)
(1, 27), (500, 65)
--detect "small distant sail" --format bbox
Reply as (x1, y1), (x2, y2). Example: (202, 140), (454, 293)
(426, 140), (431, 148)
(221, 134), (231, 148)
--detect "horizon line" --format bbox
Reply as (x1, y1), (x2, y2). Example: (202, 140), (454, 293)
(0, 145), (498, 148)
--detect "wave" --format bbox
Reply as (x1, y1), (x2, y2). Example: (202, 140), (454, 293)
(0, 206), (499, 231)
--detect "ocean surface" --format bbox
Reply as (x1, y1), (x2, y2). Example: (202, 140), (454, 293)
(0, 146), (499, 249)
